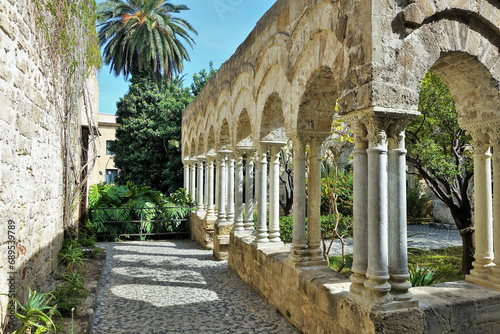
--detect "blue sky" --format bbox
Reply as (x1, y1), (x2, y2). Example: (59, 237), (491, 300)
(96, 0), (276, 114)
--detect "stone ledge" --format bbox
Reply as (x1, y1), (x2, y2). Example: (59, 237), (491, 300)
(229, 233), (500, 333)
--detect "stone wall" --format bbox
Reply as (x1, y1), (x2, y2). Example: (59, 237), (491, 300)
(0, 0), (98, 329)
(229, 233), (500, 334)
(190, 213), (214, 250)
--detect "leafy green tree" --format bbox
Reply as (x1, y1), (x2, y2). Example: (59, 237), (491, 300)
(405, 71), (474, 274)
(191, 61), (216, 96)
(98, 0), (197, 80)
(109, 73), (192, 193)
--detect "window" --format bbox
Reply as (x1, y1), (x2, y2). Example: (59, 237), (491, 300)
(106, 140), (115, 155)
(105, 169), (118, 184)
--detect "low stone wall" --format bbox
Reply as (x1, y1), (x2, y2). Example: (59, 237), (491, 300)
(228, 233), (500, 333)
(190, 213), (214, 250)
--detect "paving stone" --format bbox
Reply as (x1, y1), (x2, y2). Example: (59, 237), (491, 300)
(92, 240), (300, 334)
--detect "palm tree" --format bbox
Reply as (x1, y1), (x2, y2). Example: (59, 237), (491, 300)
(98, 0), (197, 80)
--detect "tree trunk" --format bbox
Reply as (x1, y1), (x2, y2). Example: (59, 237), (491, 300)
(460, 228), (474, 275)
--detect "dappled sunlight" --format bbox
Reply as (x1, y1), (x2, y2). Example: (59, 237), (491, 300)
(111, 266), (208, 285)
(110, 284), (219, 307)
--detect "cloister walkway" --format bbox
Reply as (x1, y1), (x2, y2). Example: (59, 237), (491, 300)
(92, 240), (300, 334)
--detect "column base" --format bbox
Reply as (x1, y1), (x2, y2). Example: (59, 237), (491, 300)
(196, 209), (206, 218)
(466, 274), (500, 292)
(349, 285), (418, 311)
(254, 240), (285, 249)
(285, 251), (328, 268)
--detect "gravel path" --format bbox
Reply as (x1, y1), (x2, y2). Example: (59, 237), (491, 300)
(92, 240), (300, 334)
(326, 224), (462, 255)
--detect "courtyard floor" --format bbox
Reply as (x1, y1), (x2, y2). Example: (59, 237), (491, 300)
(92, 225), (461, 333)
(92, 240), (301, 334)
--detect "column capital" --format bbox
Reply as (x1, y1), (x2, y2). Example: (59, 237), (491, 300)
(197, 155), (206, 162)
(470, 129), (491, 154)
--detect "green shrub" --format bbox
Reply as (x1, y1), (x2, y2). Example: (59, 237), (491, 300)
(52, 273), (88, 316)
(407, 186), (431, 218)
(320, 170), (353, 217)
(279, 216), (294, 243)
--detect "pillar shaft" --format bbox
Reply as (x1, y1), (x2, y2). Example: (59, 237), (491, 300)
(491, 142), (500, 282)
(290, 138), (307, 258)
(184, 162), (190, 195)
(197, 158), (205, 213)
(226, 152), (235, 223)
(268, 145), (282, 243)
(190, 161), (196, 203)
(307, 138), (323, 259)
(254, 151), (260, 213)
(471, 141), (493, 279)
(256, 149), (269, 243)
(388, 144), (412, 301)
(207, 157), (216, 218)
(217, 154), (227, 223)
(350, 145), (369, 292)
(365, 143), (391, 293)
(244, 153), (255, 231)
(204, 160), (209, 210)
(234, 152), (244, 232)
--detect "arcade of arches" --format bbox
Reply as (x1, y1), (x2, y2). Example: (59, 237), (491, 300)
(182, 1), (500, 332)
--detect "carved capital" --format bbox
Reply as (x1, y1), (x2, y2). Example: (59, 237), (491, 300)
(470, 130), (491, 155)
(365, 116), (390, 149)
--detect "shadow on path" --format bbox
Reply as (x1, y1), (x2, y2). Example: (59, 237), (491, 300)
(92, 240), (300, 334)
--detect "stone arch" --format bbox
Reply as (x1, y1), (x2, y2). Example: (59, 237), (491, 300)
(233, 87), (257, 147)
(259, 92), (286, 142)
(401, 0), (500, 37)
(219, 118), (231, 150)
(255, 64), (292, 133)
(288, 2), (339, 72)
(254, 33), (289, 80)
(206, 125), (216, 155)
(295, 66), (338, 136)
(235, 109), (254, 148)
(290, 29), (343, 132)
(395, 16), (500, 116)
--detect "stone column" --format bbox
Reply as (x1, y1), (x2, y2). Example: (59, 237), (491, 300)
(204, 159), (209, 211)
(226, 151), (235, 224)
(196, 156), (205, 216)
(268, 144), (284, 244)
(364, 120), (391, 300)
(206, 154), (216, 219)
(244, 151), (256, 232)
(388, 130), (412, 301)
(490, 134), (500, 286)
(255, 147), (269, 244)
(234, 150), (245, 233)
(190, 159), (197, 204)
(288, 135), (307, 262)
(306, 137), (324, 260)
(217, 152), (227, 224)
(254, 151), (260, 215)
(349, 131), (369, 298)
(469, 132), (494, 280)
(183, 159), (190, 195)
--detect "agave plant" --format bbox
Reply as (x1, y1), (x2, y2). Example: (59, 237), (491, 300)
(408, 263), (441, 286)
(1, 286), (61, 333)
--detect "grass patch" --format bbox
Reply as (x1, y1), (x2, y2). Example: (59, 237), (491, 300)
(328, 246), (464, 284)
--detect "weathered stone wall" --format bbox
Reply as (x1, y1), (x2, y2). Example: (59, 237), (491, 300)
(190, 214), (214, 250)
(229, 234), (500, 334)
(0, 0), (98, 329)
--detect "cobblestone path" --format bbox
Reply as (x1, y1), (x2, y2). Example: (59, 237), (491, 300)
(92, 240), (301, 334)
